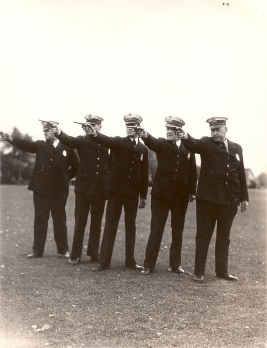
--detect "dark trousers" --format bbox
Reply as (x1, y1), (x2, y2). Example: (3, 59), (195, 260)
(194, 199), (238, 276)
(33, 192), (68, 255)
(144, 195), (189, 271)
(70, 193), (106, 259)
(99, 193), (139, 268)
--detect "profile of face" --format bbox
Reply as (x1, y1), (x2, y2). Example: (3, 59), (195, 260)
(83, 123), (102, 135)
(211, 126), (227, 142)
(166, 126), (179, 142)
(126, 123), (138, 138)
(43, 129), (57, 142)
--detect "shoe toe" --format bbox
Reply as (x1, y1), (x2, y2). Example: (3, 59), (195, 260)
(169, 266), (185, 274)
(58, 252), (70, 258)
(27, 253), (42, 259)
(140, 268), (151, 275)
(193, 275), (204, 283)
(217, 273), (238, 281)
(92, 265), (108, 271)
(69, 258), (80, 265)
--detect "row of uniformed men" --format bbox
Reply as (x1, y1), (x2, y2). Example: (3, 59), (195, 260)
(1, 114), (248, 283)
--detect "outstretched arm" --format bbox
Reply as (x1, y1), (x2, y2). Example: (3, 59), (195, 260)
(1, 131), (37, 153)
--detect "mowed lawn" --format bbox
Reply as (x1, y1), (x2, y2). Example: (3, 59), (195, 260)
(0, 185), (266, 348)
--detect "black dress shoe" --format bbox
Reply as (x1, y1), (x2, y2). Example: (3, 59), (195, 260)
(168, 266), (185, 274)
(27, 253), (42, 259)
(193, 275), (205, 283)
(92, 265), (108, 271)
(126, 264), (144, 270)
(90, 256), (99, 262)
(140, 268), (151, 275)
(69, 258), (80, 265)
(58, 252), (70, 258)
(217, 273), (238, 281)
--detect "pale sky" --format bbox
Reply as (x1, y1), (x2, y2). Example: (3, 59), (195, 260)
(0, 0), (266, 175)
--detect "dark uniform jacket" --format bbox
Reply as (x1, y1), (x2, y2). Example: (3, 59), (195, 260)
(9, 137), (79, 197)
(92, 133), (148, 199)
(144, 135), (197, 201)
(182, 135), (249, 205)
(57, 132), (112, 197)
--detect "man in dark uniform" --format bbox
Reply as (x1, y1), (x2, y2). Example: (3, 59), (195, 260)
(51, 115), (112, 264)
(180, 117), (249, 283)
(0, 121), (79, 258)
(87, 114), (149, 271)
(137, 116), (197, 275)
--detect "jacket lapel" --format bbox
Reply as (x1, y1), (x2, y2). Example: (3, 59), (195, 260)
(227, 140), (236, 156)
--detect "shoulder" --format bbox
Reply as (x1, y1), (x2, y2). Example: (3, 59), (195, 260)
(157, 137), (166, 143)
(228, 139), (242, 149)
(200, 136), (211, 142)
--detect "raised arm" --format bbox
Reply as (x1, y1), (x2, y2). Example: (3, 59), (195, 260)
(179, 129), (204, 154)
(1, 132), (38, 153)
(137, 127), (162, 152)
(50, 124), (80, 149)
(85, 123), (121, 148)
(57, 131), (80, 149)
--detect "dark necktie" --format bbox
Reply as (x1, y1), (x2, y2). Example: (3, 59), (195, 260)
(133, 139), (136, 146)
(220, 142), (227, 151)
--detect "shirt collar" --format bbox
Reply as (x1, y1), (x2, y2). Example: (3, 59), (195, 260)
(224, 138), (228, 150)
(53, 139), (60, 148)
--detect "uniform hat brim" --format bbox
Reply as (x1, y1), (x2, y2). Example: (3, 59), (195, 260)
(123, 114), (143, 125)
(165, 116), (185, 128)
(41, 120), (58, 130)
(84, 114), (103, 124)
(206, 117), (228, 129)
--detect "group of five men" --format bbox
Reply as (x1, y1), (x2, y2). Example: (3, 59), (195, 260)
(1, 114), (249, 283)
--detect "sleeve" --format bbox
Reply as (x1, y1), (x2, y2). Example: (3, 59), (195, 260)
(139, 148), (149, 199)
(238, 146), (249, 202)
(143, 134), (162, 153)
(188, 152), (197, 195)
(92, 133), (120, 149)
(8, 137), (38, 153)
(67, 148), (80, 181)
(57, 131), (79, 149)
(182, 134), (205, 154)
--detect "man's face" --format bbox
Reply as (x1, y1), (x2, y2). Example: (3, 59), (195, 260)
(83, 123), (101, 135)
(126, 123), (138, 138)
(44, 129), (57, 142)
(166, 126), (179, 142)
(211, 126), (227, 142)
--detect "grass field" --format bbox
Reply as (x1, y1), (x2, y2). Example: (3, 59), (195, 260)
(0, 185), (266, 348)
